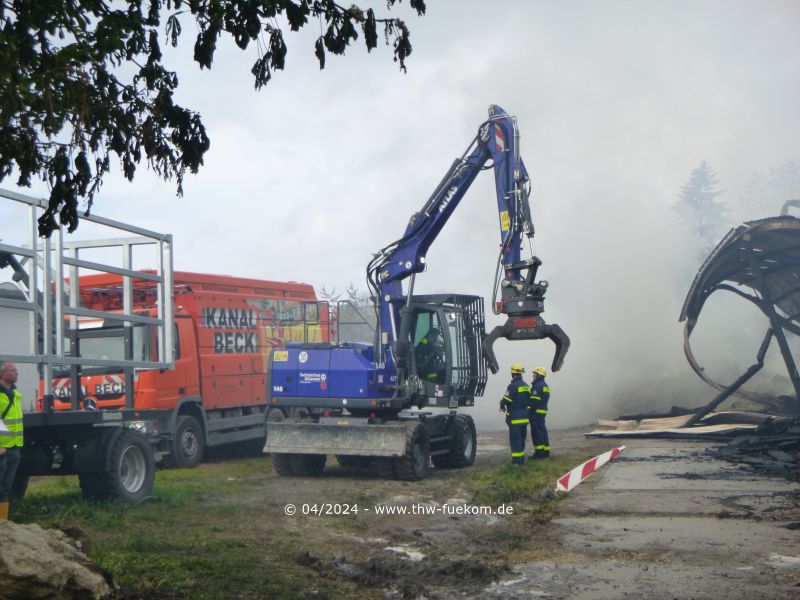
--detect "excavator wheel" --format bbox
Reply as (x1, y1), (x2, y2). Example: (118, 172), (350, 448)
(273, 453), (327, 476)
(273, 453), (298, 476)
(299, 454), (327, 475)
(393, 422), (430, 481)
(432, 414), (477, 469)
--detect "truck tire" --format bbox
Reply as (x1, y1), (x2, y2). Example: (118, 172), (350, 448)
(432, 414), (477, 469)
(164, 414), (204, 468)
(79, 430), (156, 502)
(393, 422), (430, 481)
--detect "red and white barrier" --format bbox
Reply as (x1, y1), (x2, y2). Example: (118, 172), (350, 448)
(555, 445), (625, 492)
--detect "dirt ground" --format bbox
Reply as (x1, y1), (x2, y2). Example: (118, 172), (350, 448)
(241, 428), (800, 599)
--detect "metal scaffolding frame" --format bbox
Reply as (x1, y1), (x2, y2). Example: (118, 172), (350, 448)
(0, 187), (174, 409)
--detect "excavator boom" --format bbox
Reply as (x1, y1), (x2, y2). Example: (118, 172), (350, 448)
(367, 104), (570, 377)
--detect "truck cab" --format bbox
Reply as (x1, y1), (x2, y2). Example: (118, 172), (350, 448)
(45, 310), (197, 413)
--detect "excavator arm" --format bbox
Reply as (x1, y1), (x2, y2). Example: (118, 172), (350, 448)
(367, 105), (569, 375)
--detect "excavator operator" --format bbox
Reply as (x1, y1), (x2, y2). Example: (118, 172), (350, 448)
(415, 327), (446, 384)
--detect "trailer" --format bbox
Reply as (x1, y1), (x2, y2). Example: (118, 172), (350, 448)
(0, 187), (175, 501)
(1, 188), (325, 501)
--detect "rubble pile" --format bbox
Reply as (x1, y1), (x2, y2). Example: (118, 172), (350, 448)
(714, 418), (800, 482)
(0, 521), (114, 599)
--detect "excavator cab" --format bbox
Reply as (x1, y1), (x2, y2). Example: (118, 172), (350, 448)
(404, 294), (488, 408)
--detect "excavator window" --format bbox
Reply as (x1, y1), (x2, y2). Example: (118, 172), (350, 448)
(412, 311), (447, 385)
(406, 294), (488, 402)
(446, 311), (471, 390)
(335, 299), (376, 345)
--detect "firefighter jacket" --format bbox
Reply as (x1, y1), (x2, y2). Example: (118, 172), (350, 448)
(500, 377), (532, 425)
(0, 385), (23, 448)
(530, 378), (550, 415)
(415, 335), (445, 382)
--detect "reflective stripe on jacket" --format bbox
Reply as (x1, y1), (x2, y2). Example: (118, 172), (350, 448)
(530, 378), (550, 413)
(500, 377), (531, 421)
(0, 386), (23, 448)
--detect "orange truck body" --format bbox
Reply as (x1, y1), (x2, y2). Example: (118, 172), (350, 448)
(39, 271), (327, 464)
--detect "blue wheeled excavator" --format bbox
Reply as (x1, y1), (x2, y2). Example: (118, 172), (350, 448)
(265, 105), (570, 479)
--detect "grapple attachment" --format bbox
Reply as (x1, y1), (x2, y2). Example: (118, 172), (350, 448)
(482, 315), (570, 375)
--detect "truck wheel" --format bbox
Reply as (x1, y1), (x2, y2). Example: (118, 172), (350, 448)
(432, 414), (477, 469)
(164, 414), (204, 468)
(394, 423), (430, 481)
(79, 430), (156, 502)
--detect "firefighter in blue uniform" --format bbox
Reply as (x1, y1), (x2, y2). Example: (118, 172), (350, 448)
(499, 363), (531, 465)
(529, 366), (551, 458)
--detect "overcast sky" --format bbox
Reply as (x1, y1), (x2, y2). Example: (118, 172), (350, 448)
(3, 0), (799, 429)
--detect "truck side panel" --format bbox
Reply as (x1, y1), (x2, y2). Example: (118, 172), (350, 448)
(194, 291), (307, 410)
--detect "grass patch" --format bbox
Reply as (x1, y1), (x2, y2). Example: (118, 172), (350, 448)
(12, 458), (379, 600)
(9, 448), (604, 598)
(467, 452), (596, 518)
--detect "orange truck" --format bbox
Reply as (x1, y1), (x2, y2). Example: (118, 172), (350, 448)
(3, 189), (333, 502)
(21, 271), (326, 501)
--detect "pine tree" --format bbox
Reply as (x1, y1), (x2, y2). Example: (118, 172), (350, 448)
(675, 161), (728, 260)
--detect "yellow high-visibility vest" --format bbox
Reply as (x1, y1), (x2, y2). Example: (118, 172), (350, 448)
(0, 387), (23, 448)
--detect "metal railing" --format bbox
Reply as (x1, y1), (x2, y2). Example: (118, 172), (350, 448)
(0, 187), (174, 408)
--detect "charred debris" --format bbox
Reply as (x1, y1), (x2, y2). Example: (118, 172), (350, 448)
(591, 201), (800, 481)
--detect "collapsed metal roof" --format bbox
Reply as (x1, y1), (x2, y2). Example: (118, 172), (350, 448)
(680, 214), (800, 415)
(681, 216), (800, 331)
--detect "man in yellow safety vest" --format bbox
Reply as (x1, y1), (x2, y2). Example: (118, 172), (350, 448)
(0, 361), (24, 519)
